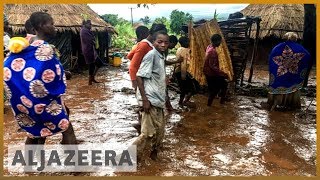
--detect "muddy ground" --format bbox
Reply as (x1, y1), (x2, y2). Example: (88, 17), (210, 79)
(3, 61), (317, 176)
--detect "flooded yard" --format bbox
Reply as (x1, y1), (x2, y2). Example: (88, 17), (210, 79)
(3, 62), (317, 176)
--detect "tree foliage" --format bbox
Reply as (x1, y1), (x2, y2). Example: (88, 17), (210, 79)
(154, 17), (172, 34)
(100, 14), (128, 26)
(154, 16), (167, 24)
(140, 16), (151, 25)
(100, 14), (135, 50)
(113, 22), (135, 50)
(169, 9), (193, 34)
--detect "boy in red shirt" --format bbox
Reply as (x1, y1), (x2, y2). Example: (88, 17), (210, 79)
(128, 24), (167, 90)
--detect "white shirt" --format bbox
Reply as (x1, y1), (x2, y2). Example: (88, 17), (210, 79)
(136, 48), (166, 108)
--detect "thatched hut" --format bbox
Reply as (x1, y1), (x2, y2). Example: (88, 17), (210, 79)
(241, 4), (304, 39)
(241, 4), (304, 64)
(4, 4), (110, 71)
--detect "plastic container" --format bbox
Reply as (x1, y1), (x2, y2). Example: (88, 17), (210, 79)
(113, 56), (122, 67)
(112, 52), (122, 67)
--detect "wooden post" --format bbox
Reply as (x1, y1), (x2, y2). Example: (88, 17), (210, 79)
(129, 7), (135, 26)
(248, 18), (261, 83)
(188, 21), (193, 74)
(240, 20), (253, 86)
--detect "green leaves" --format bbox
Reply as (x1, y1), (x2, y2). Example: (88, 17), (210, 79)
(100, 14), (129, 26)
(213, 9), (219, 20)
(169, 9), (193, 34)
(140, 16), (151, 25)
(113, 22), (135, 50)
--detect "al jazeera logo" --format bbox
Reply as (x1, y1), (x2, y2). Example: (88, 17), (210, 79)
(7, 144), (137, 172)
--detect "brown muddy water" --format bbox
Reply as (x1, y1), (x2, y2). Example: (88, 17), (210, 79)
(3, 61), (317, 176)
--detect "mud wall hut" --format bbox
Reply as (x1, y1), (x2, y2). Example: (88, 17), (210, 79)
(188, 19), (234, 86)
(4, 4), (110, 71)
(241, 4), (304, 64)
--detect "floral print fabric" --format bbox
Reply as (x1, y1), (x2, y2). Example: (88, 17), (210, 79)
(268, 41), (311, 94)
(3, 41), (69, 138)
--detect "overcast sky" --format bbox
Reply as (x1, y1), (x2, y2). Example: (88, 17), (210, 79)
(88, 4), (249, 21)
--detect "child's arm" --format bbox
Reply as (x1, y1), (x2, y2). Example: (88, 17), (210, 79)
(136, 76), (151, 113)
(165, 57), (183, 65)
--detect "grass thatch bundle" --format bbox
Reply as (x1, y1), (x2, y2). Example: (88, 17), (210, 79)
(4, 4), (109, 34)
(189, 19), (234, 86)
(241, 4), (304, 39)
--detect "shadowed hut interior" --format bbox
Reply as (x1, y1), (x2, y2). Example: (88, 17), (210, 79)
(4, 4), (110, 71)
(241, 4), (305, 65)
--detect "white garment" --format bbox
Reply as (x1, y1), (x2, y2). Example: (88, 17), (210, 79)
(136, 49), (166, 108)
(3, 33), (10, 52)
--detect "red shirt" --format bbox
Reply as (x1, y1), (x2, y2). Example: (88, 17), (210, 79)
(203, 44), (226, 77)
(129, 40), (153, 80)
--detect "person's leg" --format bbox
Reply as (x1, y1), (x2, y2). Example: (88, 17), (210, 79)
(92, 63), (100, 83)
(25, 137), (40, 145)
(61, 122), (77, 144)
(182, 77), (194, 104)
(183, 92), (192, 104)
(61, 104), (77, 144)
(206, 76), (216, 106)
(106, 47), (109, 61)
(179, 93), (185, 106)
(150, 107), (165, 160)
(88, 63), (95, 85)
(219, 78), (228, 104)
(132, 109), (154, 161)
(165, 89), (174, 111)
(93, 65), (99, 77)
(24, 136), (46, 172)
(177, 72), (185, 106)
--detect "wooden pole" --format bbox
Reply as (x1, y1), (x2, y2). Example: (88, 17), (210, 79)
(129, 7), (135, 26)
(248, 18), (261, 83)
(240, 20), (252, 86)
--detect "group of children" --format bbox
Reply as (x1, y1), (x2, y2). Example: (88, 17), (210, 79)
(3, 12), (229, 163)
(126, 24), (229, 160)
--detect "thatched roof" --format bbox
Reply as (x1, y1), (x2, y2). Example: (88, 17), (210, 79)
(4, 4), (109, 34)
(241, 4), (304, 39)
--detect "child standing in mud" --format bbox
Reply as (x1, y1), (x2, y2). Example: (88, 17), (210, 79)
(127, 24), (167, 135)
(133, 30), (169, 161)
(203, 34), (229, 106)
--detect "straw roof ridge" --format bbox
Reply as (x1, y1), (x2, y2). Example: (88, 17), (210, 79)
(4, 4), (109, 34)
(241, 4), (304, 39)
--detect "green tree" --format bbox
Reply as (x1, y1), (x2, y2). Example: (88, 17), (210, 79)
(100, 14), (129, 26)
(169, 9), (193, 34)
(140, 16), (151, 25)
(154, 17), (172, 34)
(213, 9), (219, 20)
(113, 22), (135, 50)
(154, 16), (167, 24)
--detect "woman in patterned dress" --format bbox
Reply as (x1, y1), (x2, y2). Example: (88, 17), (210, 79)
(4, 12), (77, 145)
(267, 32), (311, 111)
